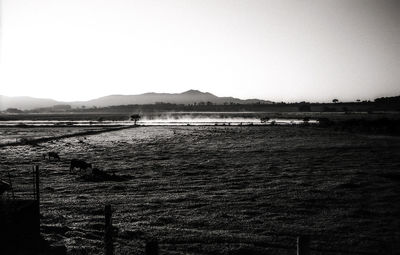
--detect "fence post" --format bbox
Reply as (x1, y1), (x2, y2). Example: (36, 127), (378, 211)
(35, 165), (40, 203)
(104, 204), (113, 255)
(32, 166), (36, 199)
(7, 172), (14, 199)
(145, 240), (159, 255)
(34, 165), (41, 252)
(297, 236), (310, 255)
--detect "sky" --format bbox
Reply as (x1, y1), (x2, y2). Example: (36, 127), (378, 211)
(0, 0), (399, 102)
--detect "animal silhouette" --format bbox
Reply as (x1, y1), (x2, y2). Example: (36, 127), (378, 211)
(42, 152), (60, 160)
(70, 159), (92, 173)
(48, 152), (60, 160)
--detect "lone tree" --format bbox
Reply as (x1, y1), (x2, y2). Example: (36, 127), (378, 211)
(332, 99), (339, 104)
(130, 114), (141, 125)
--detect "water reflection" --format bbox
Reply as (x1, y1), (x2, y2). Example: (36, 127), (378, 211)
(0, 118), (318, 126)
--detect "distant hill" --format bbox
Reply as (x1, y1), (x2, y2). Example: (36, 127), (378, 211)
(0, 95), (60, 111)
(0, 90), (272, 110)
(75, 90), (272, 107)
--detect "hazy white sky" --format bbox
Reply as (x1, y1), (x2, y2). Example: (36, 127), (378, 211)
(0, 0), (399, 102)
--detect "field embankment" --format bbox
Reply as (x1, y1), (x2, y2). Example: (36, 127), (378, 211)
(0, 125), (137, 147)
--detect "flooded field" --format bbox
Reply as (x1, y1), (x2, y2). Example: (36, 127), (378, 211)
(1, 126), (399, 254)
(0, 117), (317, 127)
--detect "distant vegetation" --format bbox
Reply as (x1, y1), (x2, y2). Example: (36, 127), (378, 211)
(3, 95), (396, 114)
(4, 108), (24, 113)
(1, 96), (399, 125)
(317, 117), (400, 136)
(374, 95), (400, 104)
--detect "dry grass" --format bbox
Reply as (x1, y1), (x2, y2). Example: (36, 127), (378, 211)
(1, 126), (399, 254)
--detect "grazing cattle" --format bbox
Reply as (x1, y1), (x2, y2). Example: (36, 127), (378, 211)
(43, 152), (60, 160)
(70, 159), (92, 173)
(48, 152), (60, 160)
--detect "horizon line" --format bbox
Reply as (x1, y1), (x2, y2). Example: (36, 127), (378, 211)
(1, 90), (399, 104)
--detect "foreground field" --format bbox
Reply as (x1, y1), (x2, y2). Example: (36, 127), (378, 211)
(1, 126), (400, 254)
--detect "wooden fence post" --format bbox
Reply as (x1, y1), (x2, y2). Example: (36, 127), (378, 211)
(34, 165), (41, 252)
(32, 166), (36, 199)
(145, 240), (159, 255)
(104, 205), (113, 255)
(297, 236), (310, 255)
(7, 171), (14, 199)
(35, 165), (40, 203)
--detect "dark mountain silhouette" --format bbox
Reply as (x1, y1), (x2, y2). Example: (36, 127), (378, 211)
(77, 90), (271, 107)
(0, 90), (272, 110)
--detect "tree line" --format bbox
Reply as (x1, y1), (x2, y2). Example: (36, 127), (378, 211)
(2, 95), (400, 114)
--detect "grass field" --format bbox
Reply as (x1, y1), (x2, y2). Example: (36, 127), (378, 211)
(1, 125), (399, 254)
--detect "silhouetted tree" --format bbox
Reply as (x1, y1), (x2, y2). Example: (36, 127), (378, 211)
(130, 114), (141, 125)
(332, 99), (339, 104)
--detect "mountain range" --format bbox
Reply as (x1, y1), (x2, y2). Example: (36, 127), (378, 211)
(0, 90), (272, 111)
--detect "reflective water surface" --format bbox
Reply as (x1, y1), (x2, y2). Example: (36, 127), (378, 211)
(0, 118), (317, 126)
